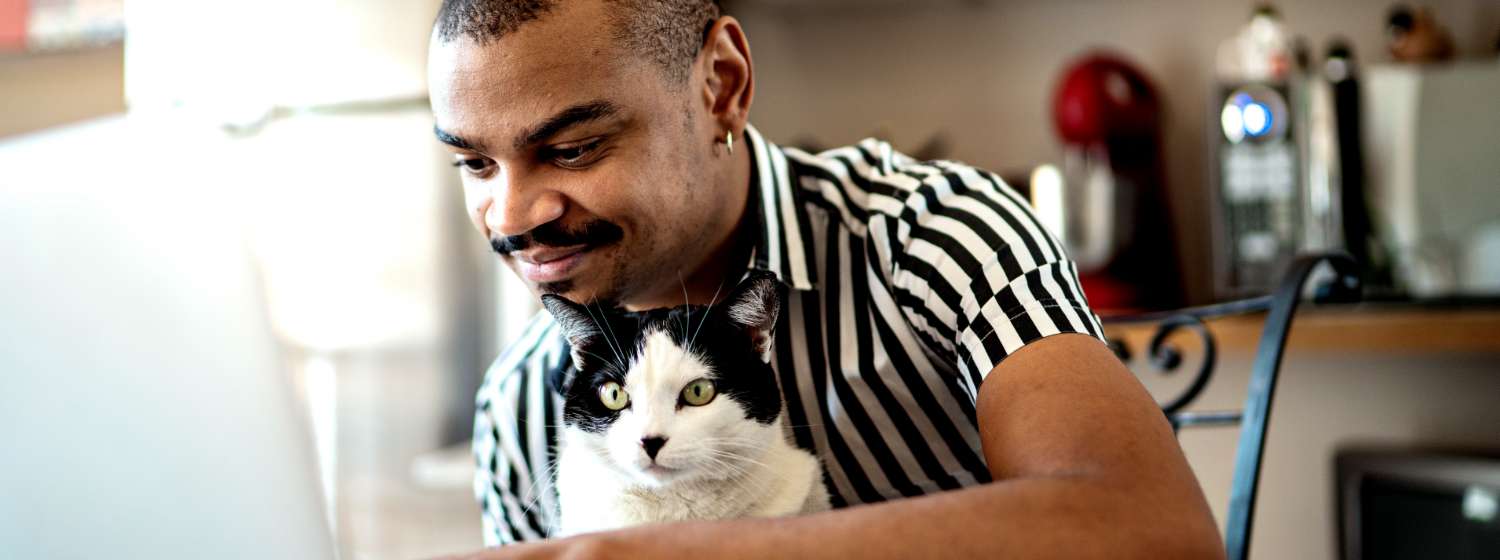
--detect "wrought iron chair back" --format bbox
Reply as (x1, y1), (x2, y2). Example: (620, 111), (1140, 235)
(1101, 253), (1361, 560)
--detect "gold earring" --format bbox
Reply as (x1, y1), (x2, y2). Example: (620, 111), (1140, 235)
(725, 130), (734, 155)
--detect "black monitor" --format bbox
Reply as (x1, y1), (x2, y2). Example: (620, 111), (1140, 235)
(1337, 449), (1500, 560)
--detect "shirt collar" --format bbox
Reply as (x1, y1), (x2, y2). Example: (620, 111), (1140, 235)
(743, 124), (817, 292)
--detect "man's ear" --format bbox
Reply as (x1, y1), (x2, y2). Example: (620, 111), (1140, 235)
(541, 294), (604, 373)
(721, 270), (780, 360)
(699, 15), (753, 135)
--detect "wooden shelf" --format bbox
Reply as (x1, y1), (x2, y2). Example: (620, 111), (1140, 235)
(1103, 305), (1500, 355)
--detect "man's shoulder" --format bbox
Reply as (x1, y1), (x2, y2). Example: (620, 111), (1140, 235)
(782, 136), (916, 192)
(475, 311), (565, 409)
(779, 137), (1016, 226)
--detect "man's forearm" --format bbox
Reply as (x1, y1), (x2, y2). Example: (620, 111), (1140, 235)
(587, 473), (1222, 560)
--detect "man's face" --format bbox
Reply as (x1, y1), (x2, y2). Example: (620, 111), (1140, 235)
(428, 0), (718, 305)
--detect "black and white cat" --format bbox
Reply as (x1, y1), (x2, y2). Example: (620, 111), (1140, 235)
(540, 271), (829, 536)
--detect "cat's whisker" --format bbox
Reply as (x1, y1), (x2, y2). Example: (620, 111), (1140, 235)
(598, 299), (638, 372)
(707, 466), (755, 487)
(698, 446), (758, 458)
(702, 450), (768, 474)
(689, 278), (726, 349)
(696, 455), (773, 497)
(694, 453), (745, 471)
(522, 461), (562, 511)
(702, 449), (773, 471)
(699, 446), (769, 463)
(677, 270), (691, 344)
(695, 440), (767, 453)
(715, 447), (768, 460)
(694, 453), (756, 481)
(580, 292), (629, 373)
(779, 423), (824, 430)
(695, 435), (764, 442)
(695, 435), (770, 445)
(571, 348), (626, 374)
(520, 459), (565, 521)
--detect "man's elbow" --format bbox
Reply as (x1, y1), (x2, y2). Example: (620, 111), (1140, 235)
(1155, 529), (1226, 560)
(1125, 508), (1226, 560)
(1076, 482), (1224, 560)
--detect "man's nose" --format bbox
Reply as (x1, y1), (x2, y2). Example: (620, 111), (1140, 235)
(482, 169), (565, 239)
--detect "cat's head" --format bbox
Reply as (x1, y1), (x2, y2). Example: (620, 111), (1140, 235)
(541, 271), (784, 487)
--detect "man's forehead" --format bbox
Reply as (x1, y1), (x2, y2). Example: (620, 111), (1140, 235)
(429, 37), (651, 148)
(426, 3), (654, 150)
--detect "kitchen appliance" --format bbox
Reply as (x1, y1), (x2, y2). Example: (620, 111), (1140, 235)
(1049, 52), (1181, 311)
(1385, 4), (1456, 63)
(1337, 449), (1500, 560)
(1210, 5), (1306, 298)
(1362, 62), (1500, 297)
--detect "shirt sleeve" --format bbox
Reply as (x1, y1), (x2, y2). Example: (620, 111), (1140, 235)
(472, 315), (564, 545)
(472, 398), (520, 546)
(879, 156), (1106, 395)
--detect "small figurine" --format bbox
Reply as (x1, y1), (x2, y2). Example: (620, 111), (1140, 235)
(1386, 4), (1455, 63)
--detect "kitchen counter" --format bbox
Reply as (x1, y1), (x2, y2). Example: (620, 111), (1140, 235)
(1103, 303), (1500, 355)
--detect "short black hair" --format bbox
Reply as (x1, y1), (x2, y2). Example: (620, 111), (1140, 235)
(433, 0), (722, 83)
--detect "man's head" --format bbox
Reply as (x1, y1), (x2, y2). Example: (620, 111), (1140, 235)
(427, 0), (755, 307)
(434, 0), (718, 84)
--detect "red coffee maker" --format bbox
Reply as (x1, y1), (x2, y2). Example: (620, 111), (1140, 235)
(1050, 52), (1182, 311)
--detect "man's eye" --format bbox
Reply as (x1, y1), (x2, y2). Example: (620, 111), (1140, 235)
(549, 140), (604, 168)
(452, 158), (490, 173)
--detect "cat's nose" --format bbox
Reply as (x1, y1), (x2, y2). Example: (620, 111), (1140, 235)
(640, 436), (667, 460)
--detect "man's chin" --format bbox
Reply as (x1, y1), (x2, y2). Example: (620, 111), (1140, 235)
(534, 277), (623, 306)
(536, 279), (577, 296)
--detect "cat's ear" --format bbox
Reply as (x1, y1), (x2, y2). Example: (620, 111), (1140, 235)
(541, 294), (603, 369)
(722, 270), (781, 359)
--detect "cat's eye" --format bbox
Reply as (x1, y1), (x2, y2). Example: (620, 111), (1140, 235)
(598, 381), (630, 411)
(680, 379), (717, 407)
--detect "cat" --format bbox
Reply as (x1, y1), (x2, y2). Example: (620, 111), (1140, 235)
(540, 271), (830, 537)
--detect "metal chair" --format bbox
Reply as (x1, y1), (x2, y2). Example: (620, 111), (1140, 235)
(1101, 253), (1362, 560)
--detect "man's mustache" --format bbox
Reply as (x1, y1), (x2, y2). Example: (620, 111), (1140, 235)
(490, 219), (624, 256)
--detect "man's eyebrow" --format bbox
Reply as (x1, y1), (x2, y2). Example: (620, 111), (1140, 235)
(433, 125), (478, 151)
(514, 100), (619, 151)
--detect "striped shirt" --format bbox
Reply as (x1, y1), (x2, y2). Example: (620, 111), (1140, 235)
(472, 124), (1105, 545)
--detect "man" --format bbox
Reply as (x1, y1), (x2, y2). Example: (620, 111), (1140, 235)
(427, 0), (1223, 557)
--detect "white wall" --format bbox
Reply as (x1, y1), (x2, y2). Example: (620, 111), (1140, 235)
(732, 0), (1500, 303)
(125, 0), (440, 111)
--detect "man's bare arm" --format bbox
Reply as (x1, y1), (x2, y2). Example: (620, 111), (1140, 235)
(444, 334), (1224, 559)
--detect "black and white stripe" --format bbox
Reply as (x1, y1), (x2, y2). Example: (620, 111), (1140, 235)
(471, 125), (1105, 545)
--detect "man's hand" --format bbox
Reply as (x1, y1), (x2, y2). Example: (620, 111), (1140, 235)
(438, 334), (1224, 559)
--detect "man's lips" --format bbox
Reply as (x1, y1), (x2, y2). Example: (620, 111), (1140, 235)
(516, 245), (587, 265)
(514, 245), (589, 283)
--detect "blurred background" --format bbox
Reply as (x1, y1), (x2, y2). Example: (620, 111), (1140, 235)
(2, 0), (1497, 558)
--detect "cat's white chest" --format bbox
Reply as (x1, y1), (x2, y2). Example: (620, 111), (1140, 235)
(554, 435), (635, 536)
(555, 422), (829, 537)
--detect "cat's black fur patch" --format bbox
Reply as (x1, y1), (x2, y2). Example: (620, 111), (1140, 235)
(542, 271), (784, 434)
